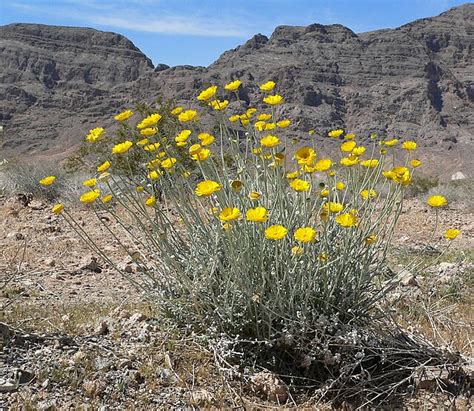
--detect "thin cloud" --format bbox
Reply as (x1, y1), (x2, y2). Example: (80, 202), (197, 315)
(6, 1), (253, 37)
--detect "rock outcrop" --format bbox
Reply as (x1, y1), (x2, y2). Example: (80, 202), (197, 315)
(0, 5), (473, 175)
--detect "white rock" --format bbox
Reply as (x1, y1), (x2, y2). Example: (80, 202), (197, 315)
(451, 171), (466, 181)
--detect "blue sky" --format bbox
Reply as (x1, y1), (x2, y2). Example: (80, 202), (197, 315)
(0, 0), (469, 67)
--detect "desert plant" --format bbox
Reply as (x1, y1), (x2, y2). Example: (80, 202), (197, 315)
(42, 81), (461, 340)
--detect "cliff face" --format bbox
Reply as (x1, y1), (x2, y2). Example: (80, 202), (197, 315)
(0, 5), (473, 174)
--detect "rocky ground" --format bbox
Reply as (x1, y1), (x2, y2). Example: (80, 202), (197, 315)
(0, 193), (473, 409)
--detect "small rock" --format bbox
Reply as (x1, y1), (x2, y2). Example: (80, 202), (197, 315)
(7, 231), (24, 241)
(251, 371), (288, 404)
(28, 200), (45, 210)
(451, 171), (466, 181)
(128, 312), (147, 325)
(94, 317), (114, 335)
(83, 379), (106, 397)
(72, 350), (87, 364)
(399, 270), (418, 287)
(0, 381), (17, 393)
(80, 255), (102, 273)
(41, 378), (50, 388)
(44, 258), (56, 267)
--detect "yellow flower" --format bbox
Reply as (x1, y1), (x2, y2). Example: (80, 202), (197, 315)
(224, 80), (241, 91)
(340, 156), (358, 167)
(365, 234), (377, 245)
(252, 147), (263, 155)
(277, 119), (291, 128)
(80, 189), (100, 203)
(136, 186), (144, 192)
(291, 246), (303, 255)
(444, 228), (460, 240)
(136, 113), (162, 130)
(86, 127), (105, 142)
(178, 109), (198, 122)
(147, 170), (161, 180)
(39, 175), (56, 186)
(290, 178), (310, 192)
(140, 127), (157, 137)
(344, 133), (356, 140)
(182, 171), (191, 178)
(340, 140), (357, 153)
(294, 147), (316, 165)
(381, 138), (398, 147)
(222, 223), (231, 231)
(145, 195), (156, 207)
(147, 158), (161, 169)
(191, 148), (210, 161)
(240, 119), (250, 126)
(175, 129), (192, 143)
(254, 121), (267, 131)
(209, 99), (229, 110)
(260, 81), (276, 91)
(195, 180), (221, 196)
(101, 194), (113, 204)
(83, 178), (97, 188)
(323, 202), (344, 213)
(402, 141), (417, 151)
(161, 157), (177, 169)
(308, 130), (315, 135)
(410, 159), (422, 168)
(427, 195), (447, 207)
(137, 138), (149, 146)
(189, 144), (202, 155)
(328, 170), (336, 177)
(51, 203), (64, 214)
(198, 132), (215, 146)
(263, 94), (283, 105)
(336, 181), (345, 190)
(249, 191), (261, 200)
(360, 159), (379, 168)
(335, 213), (358, 228)
(318, 252), (328, 263)
(112, 141), (133, 154)
(265, 225), (288, 240)
(294, 227), (317, 243)
(171, 106), (183, 115)
(260, 135), (280, 148)
(231, 180), (242, 192)
(264, 122), (276, 130)
(257, 113), (272, 121)
(197, 85), (218, 101)
(380, 148), (388, 155)
(386, 166), (411, 185)
(219, 207), (241, 222)
(229, 114), (240, 122)
(286, 170), (300, 179)
(319, 188), (330, 197)
(328, 129), (344, 138)
(97, 160), (111, 172)
(361, 189), (377, 200)
(246, 206), (268, 222)
(352, 146), (366, 156)
(313, 158), (332, 172)
(144, 142), (160, 152)
(246, 107), (257, 117)
(114, 109), (133, 121)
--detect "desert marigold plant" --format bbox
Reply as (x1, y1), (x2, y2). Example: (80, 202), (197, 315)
(46, 81), (461, 346)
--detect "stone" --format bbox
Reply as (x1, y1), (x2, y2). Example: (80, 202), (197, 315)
(451, 171), (466, 180)
(44, 257), (56, 267)
(0, 381), (16, 393)
(80, 255), (102, 273)
(399, 270), (419, 287)
(6, 231), (24, 240)
(251, 371), (288, 404)
(28, 200), (45, 210)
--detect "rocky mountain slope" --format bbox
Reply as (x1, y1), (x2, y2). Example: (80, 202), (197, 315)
(0, 4), (473, 175)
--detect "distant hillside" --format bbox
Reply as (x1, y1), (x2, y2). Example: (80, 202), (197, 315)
(0, 4), (473, 176)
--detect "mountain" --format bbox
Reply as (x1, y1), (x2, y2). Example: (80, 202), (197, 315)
(0, 4), (473, 176)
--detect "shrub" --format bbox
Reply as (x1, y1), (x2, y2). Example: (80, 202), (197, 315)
(40, 82), (462, 402)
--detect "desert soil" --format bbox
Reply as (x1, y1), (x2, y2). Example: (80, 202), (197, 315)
(1, 194), (473, 409)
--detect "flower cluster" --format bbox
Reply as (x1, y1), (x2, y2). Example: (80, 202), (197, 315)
(39, 80), (461, 341)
